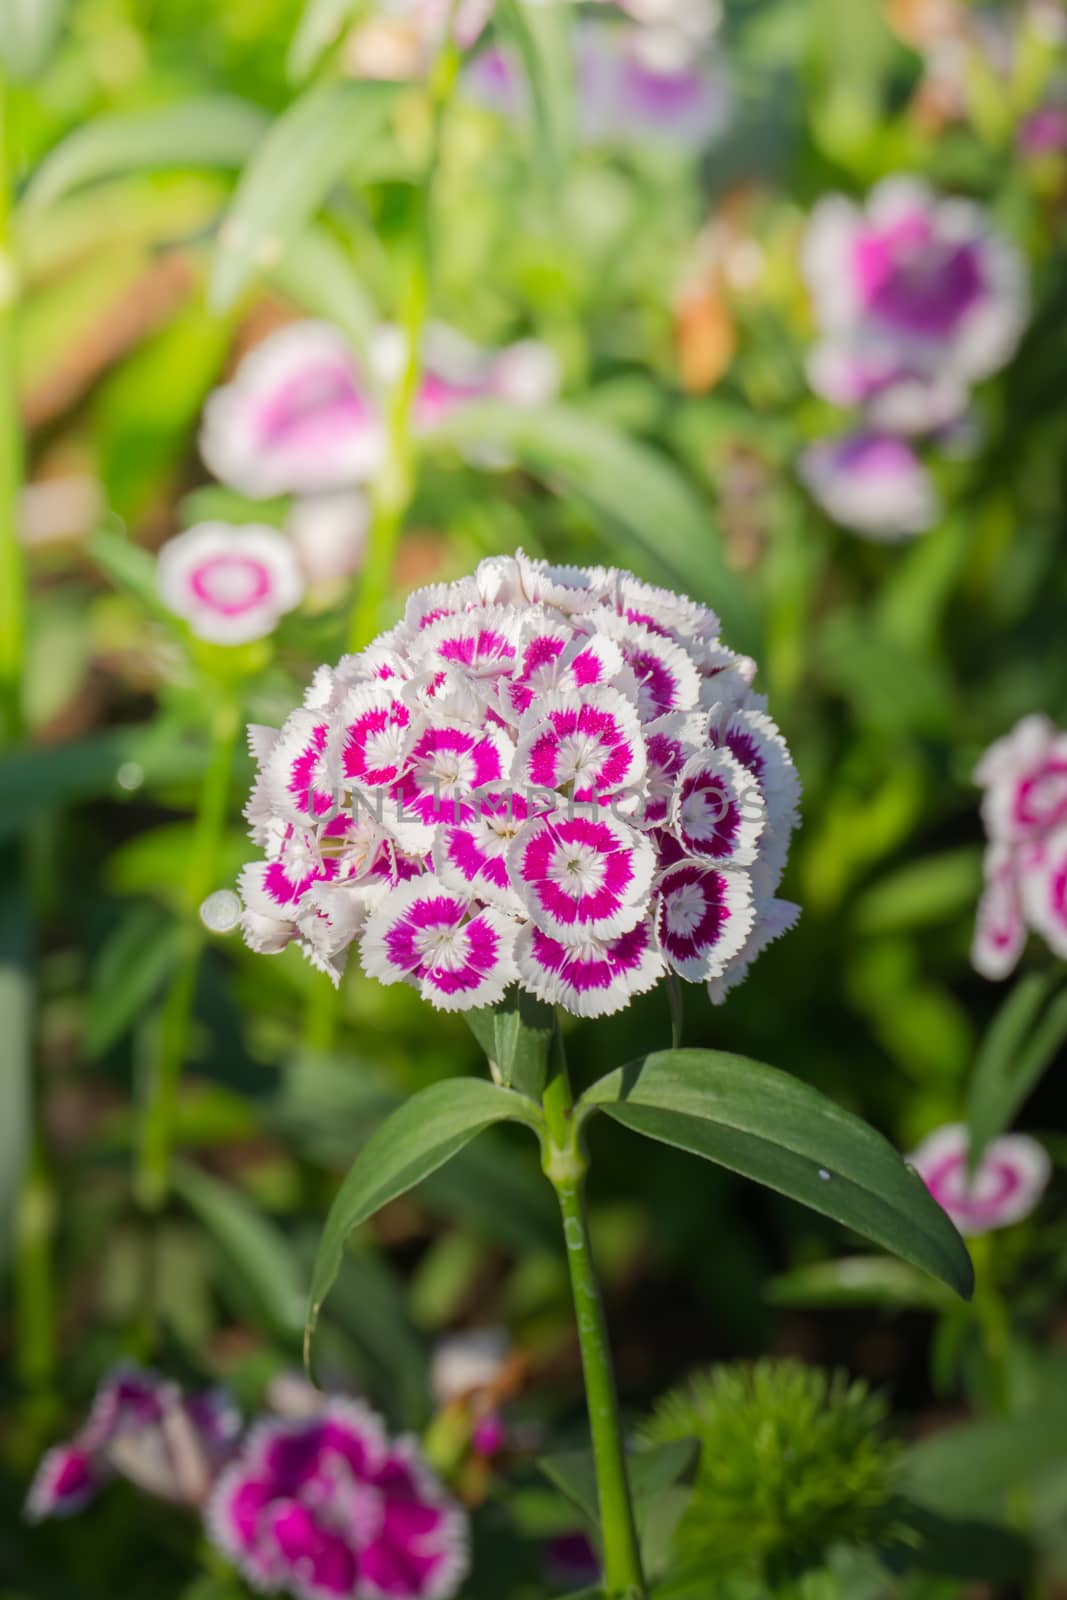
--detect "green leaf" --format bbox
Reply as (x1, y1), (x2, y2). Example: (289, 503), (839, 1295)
(902, 1407), (1067, 1516)
(89, 528), (173, 623)
(0, 0), (64, 80)
(880, 1500), (1032, 1582)
(495, 0), (575, 180)
(967, 974), (1067, 1165)
(210, 80), (397, 311)
(433, 402), (758, 652)
(465, 989), (556, 1098)
(305, 1078), (542, 1360)
(21, 97), (268, 216)
(269, 223), (377, 360)
(578, 1051), (973, 1301)
(288, 0), (358, 79)
(0, 854), (32, 1269)
(0, 724), (212, 842)
(852, 847), (983, 935)
(85, 903), (182, 1062)
(767, 1255), (954, 1312)
(539, 1438), (698, 1529)
(174, 1163), (306, 1343)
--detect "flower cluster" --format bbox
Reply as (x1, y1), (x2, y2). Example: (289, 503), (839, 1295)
(25, 1364), (240, 1520)
(207, 1399), (468, 1600)
(910, 1123), (1051, 1235)
(237, 553), (800, 1016)
(972, 713), (1067, 978)
(799, 178), (1027, 539)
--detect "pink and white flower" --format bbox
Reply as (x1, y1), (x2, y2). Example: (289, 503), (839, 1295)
(200, 322), (384, 498)
(803, 179), (1028, 434)
(515, 917), (664, 1017)
(910, 1123), (1051, 1235)
(287, 491), (370, 587)
(236, 555), (800, 1015)
(372, 323), (560, 437)
(972, 714), (1067, 977)
(510, 810), (655, 942)
(207, 1399), (468, 1600)
(26, 1365), (240, 1522)
(361, 877), (519, 1010)
(798, 433), (939, 539)
(157, 522), (305, 645)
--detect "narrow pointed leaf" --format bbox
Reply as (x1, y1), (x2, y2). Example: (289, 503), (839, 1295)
(967, 974), (1067, 1165)
(767, 1255), (954, 1311)
(578, 1051), (973, 1300)
(432, 402), (758, 651)
(495, 0), (575, 180)
(175, 1163), (306, 1342)
(0, 858), (32, 1269)
(306, 1079), (542, 1359)
(288, 0), (358, 80)
(0, 0), (65, 80)
(21, 97), (267, 216)
(210, 80), (397, 310)
(902, 1406), (1067, 1515)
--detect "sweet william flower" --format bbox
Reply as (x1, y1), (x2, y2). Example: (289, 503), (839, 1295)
(206, 1399), (468, 1600)
(972, 714), (1067, 976)
(25, 1364), (240, 1521)
(158, 522), (304, 645)
(803, 178), (1027, 436)
(200, 320), (559, 503)
(236, 554), (800, 1014)
(798, 433), (939, 539)
(910, 1123), (1051, 1234)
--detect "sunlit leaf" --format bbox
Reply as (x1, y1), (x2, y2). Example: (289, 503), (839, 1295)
(306, 1079), (543, 1360)
(288, 0), (358, 80)
(0, 0), (65, 80)
(495, 0), (575, 180)
(433, 402), (759, 651)
(269, 223), (377, 358)
(21, 97), (268, 216)
(578, 1051), (974, 1300)
(210, 80), (397, 310)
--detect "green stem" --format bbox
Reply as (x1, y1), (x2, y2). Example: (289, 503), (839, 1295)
(542, 1039), (646, 1600)
(345, 39), (459, 654)
(134, 690), (240, 1213)
(0, 71), (26, 743)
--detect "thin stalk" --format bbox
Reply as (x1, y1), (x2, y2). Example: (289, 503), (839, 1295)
(0, 71), (25, 742)
(542, 1037), (646, 1600)
(2, 76), (57, 1398)
(345, 39), (460, 654)
(135, 690), (240, 1212)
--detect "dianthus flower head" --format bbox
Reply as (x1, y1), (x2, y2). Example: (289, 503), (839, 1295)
(972, 713), (1067, 976)
(25, 1364), (240, 1521)
(158, 522), (304, 645)
(803, 177), (1028, 436)
(236, 554), (799, 1016)
(798, 432), (939, 539)
(206, 1398), (468, 1600)
(909, 1123), (1051, 1235)
(199, 320), (559, 502)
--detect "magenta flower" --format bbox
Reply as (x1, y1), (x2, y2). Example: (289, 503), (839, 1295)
(25, 1365), (240, 1521)
(206, 1399), (468, 1600)
(803, 178), (1027, 435)
(910, 1123), (1051, 1235)
(236, 554), (800, 1015)
(973, 714), (1067, 976)
(157, 522), (305, 645)
(798, 433), (939, 539)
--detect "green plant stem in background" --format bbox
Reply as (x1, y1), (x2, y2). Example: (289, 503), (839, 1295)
(135, 689), (241, 1213)
(345, 42), (459, 653)
(0, 72), (25, 745)
(542, 1038), (647, 1600)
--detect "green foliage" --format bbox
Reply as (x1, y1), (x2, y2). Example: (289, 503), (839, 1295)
(646, 1361), (901, 1584)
